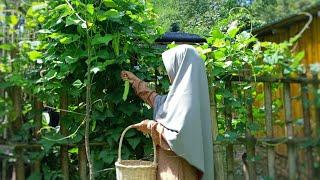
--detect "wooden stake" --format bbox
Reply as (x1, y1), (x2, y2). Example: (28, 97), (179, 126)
(312, 73), (320, 136)
(244, 88), (257, 180)
(312, 73), (320, 177)
(8, 86), (23, 133)
(283, 82), (297, 180)
(2, 159), (7, 180)
(208, 74), (225, 180)
(79, 144), (87, 180)
(301, 73), (314, 178)
(60, 91), (69, 180)
(225, 80), (234, 180)
(33, 99), (43, 173)
(15, 147), (25, 180)
(264, 82), (275, 178)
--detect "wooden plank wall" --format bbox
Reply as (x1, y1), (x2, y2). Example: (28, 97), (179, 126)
(256, 14), (320, 157)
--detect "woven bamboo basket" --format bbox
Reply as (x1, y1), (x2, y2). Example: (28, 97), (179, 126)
(115, 125), (157, 180)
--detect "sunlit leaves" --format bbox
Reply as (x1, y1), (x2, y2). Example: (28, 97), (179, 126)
(3, 1), (160, 178)
(105, 9), (121, 19)
(210, 28), (225, 40)
(292, 51), (305, 68)
(72, 79), (83, 89)
(27, 50), (43, 61)
(0, 43), (16, 51)
(227, 27), (239, 38)
(54, 4), (73, 18)
(7, 15), (18, 26)
(212, 39), (226, 48)
(103, 0), (117, 8)
(86, 4), (94, 15)
(91, 34), (113, 45)
(66, 15), (81, 26)
(48, 33), (80, 44)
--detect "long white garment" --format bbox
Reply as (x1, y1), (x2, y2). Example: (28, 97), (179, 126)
(153, 45), (214, 180)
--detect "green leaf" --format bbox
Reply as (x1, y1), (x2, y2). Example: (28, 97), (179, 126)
(223, 61), (232, 68)
(72, 80), (83, 88)
(103, 0), (117, 7)
(44, 70), (57, 81)
(8, 15), (19, 26)
(68, 147), (78, 154)
(27, 51), (43, 61)
(66, 15), (81, 26)
(86, 4), (94, 15)
(227, 27), (239, 38)
(293, 51), (305, 66)
(212, 39), (226, 48)
(213, 50), (225, 60)
(27, 172), (41, 180)
(90, 67), (100, 74)
(128, 137), (141, 149)
(122, 81), (129, 101)
(99, 150), (115, 164)
(0, 43), (16, 51)
(210, 28), (225, 39)
(91, 120), (96, 131)
(54, 4), (73, 18)
(59, 34), (80, 44)
(105, 9), (120, 18)
(91, 34), (113, 45)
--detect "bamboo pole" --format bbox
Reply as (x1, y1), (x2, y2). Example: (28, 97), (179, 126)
(312, 73), (320, 136)
(215, 75), (320, 83)
(264, 82), (275, 178)
(283, 82), (297, 180)
(208, 74), (225, 180)
(60, 91), (69, 180)
(8, 87), (23, 133)
(33, 99), (43, 173)
(0, 142), (106, 150)
(2, 159), (7, 180)
(244, 89), (257, 180)
(15, 147), (25, 180)
(79, 144), (87, 180)
(225, 80), (234, 180)
(312, 73), (320, 177)
(8, 86), (25, 179)
(300, 73), (314, 178)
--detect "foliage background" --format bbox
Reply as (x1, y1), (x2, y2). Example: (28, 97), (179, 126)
(152, 0), (320, 36)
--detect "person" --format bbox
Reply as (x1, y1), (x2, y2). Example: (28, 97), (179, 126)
(120, 45), (214, 180)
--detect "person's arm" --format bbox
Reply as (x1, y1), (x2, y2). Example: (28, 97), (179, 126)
(133, 120), (171, 151)
(148, 121), (171, 151)
(131, 79), (157, 107)
(120, 70), (157, 107)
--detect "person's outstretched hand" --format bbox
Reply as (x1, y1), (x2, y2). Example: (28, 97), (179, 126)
(132, 120), (154, 134)
(121, 71), (139, 83)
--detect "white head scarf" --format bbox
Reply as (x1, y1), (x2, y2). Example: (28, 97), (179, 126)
(153, 44), (214, 180)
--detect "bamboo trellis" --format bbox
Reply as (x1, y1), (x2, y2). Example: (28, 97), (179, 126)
(210, 72), (320, 180)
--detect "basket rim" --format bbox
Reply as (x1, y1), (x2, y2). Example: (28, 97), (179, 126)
(115, 160), (157, 168)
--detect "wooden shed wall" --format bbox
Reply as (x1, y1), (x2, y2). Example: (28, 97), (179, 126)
(255, 13), (320, 156)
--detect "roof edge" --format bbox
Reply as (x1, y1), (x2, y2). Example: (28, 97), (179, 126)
(252, 3), (320, 36)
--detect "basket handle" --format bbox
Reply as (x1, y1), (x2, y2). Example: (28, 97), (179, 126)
(117, 125), (157, 165)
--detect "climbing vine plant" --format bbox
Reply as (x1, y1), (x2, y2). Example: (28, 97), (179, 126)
(1, 0), (163, 179)
(196, 21), (306, 144)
